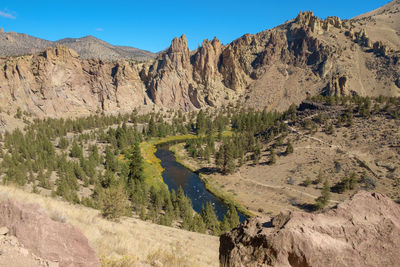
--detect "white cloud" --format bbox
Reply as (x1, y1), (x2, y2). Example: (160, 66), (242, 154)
(95, 28), (104, 32)
(0, 11), (16, 19)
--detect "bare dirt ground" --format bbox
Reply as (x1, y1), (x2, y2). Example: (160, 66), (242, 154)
(173, 114), (400, 217)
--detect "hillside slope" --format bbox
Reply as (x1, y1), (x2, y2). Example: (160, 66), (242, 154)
(0, 185), (219, 266)
(0, 29), (156, 61)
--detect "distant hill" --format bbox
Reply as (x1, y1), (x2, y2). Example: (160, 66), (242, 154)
(0, 29), (156, 61)
(56, 35), (156, 61)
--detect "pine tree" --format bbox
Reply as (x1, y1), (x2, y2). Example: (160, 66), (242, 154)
(201, 202), (220, 235)
(148, 115), (157, 137)
(196, 110), (206, 135)
(225, 204), (240, 229)
(216, 143), (235, 174)
(220, 215), (231, 233)
(70, 140), (83, 158)
(253, 141), (261, 165)
(192, 213), (206, 233)
(127, 142), (144, 184)
(303, 177), (312, 187)
(105, 146), (118, 172)
(315, 179), (331, 209)
(100, 169), (117, 188)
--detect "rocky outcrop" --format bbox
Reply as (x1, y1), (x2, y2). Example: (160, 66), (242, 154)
(220, 191), (400, 267)
(325, 75), (349, 96)
(353, 29), (373, 48)
(373, 41), (390, 57)
(0, 45), (150, 117)
(0, 199), (100, 267)
(143, 35), (194, 109)
(295, 12), (344, 34)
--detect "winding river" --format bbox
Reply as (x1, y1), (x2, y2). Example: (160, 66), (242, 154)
(155, 144), (247, 222)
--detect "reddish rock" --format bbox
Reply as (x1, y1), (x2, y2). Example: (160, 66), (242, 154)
(220, 191), (400, 267)
(0, 199), (100, 267)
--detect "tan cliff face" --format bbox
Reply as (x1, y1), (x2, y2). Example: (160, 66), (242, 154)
(0, 45), (150, 117)
(0, 1), (400, 117)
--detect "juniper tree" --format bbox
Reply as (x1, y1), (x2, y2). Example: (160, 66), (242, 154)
(100, 184), (131, 221)
(269, 148), (276, 165)
(315, 179), (331, 209)
(70, 140), (83, 158)
(285, 140), (294, 155)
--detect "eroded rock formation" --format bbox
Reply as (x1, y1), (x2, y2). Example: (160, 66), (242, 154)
(0, 45), (149, 117)
(219, 191), (400, 267)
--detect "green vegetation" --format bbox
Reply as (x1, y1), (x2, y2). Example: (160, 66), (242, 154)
(335, 172), (359, 193)
(303, 177), (312, 187)
(0, 108), (246, 235)
(285, 139), (294, 155)
(315, 179), (331, 209)
(100, 184), (131, 220)
(1, 94), (398, 233)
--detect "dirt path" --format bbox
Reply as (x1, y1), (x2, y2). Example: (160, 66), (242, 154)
(287, 125), (379, 178)
(236, 170), (340, 204)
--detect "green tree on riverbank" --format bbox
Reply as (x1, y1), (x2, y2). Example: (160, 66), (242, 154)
(128, 142), (144, 184)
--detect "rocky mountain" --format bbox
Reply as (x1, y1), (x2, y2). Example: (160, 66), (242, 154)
(0, 29), (156, 61)
(220, 191), (400, 267)
(142, 0), (400, 111)
(0, 1), (399, 117)
(56, 35), (156, 61)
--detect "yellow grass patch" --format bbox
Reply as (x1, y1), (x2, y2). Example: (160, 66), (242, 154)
(140, 135), (198, 189)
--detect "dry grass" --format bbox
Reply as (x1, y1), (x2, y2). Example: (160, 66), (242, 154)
(0, 185), (219, 267)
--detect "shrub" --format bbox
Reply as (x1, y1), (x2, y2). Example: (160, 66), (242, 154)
(285, 140), (294, 155)
(100, 185), (131, 221)
(303, 177), (312, 187)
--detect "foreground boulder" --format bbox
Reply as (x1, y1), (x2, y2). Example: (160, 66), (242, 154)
(0, 199), (100, 267)
(220, 191), (400, 267)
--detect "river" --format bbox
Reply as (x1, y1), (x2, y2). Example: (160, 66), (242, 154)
(155, 144), (247, 222)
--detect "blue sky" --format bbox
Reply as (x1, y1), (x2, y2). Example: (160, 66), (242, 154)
(0, 0), (391, 52)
